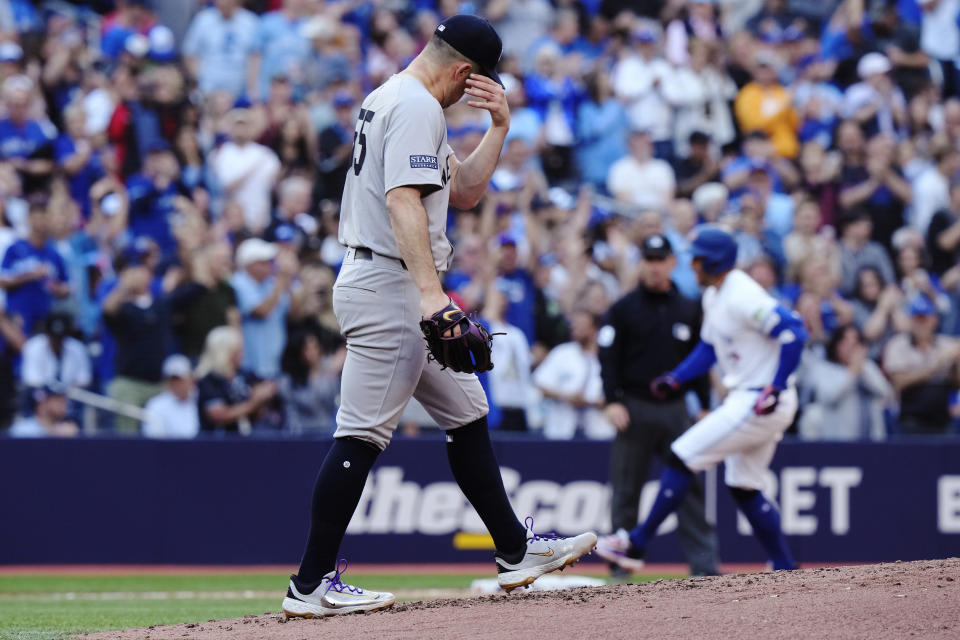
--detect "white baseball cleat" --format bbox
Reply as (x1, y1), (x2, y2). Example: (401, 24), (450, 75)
(282, 559), (395, 618)
(595, 528), (646, 573)
(496, 517), (598, 593)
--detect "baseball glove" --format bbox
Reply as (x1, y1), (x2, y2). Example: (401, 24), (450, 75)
(419, 299), (495, 374)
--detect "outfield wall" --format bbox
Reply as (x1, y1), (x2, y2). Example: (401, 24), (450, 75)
(1, 437), (958, 565)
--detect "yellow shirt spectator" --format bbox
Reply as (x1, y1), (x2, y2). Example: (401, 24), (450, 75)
(734, 73), (799, 158)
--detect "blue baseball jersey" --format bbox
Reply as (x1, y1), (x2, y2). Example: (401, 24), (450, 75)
(1, 239), (68, 334)
(126, 174), (186, 257)
(496, 269), (537, 345)
(0, 118), (52, 159)
(55, 135), (105, 220)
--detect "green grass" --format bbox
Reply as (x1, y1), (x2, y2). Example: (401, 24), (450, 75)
(0, 573), (487, 595)
(0, 597), (280, 640)
(0, 571), (678, 640)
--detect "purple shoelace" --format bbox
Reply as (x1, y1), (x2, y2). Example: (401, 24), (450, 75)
(525, 516), (560, 542)
(325, 558), (364, 594)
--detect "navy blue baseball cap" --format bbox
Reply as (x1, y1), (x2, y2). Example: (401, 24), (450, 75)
(435, 14), (504, 88)
(272, 222), (298, 244)
(691, 227), (738, 274)
(909, 295), (937, 317)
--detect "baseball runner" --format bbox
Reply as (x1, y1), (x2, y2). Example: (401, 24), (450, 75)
(596, 227), (807, 572)
(281, 15), (596, 619)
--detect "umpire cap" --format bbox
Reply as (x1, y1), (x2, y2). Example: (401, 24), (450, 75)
(691, 227), (738, 274)
(435, 15), (504, 88)
(641, 234), (673, 260)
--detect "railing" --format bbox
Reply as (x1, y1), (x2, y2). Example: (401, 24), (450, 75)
(66, 387), (148, 434)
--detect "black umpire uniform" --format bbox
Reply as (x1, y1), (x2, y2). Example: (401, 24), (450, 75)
(598, 234), (718, 576)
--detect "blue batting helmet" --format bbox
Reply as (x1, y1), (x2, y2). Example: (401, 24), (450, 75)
(690, 227), (738, 275)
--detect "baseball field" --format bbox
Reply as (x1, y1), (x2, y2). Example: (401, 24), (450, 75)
(2, 559), (957, 640)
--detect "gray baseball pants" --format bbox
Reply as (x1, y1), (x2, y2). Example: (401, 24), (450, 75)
(332, 247), (488, 450)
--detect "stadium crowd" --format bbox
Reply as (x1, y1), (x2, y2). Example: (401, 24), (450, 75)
(2, 0), (960, 440)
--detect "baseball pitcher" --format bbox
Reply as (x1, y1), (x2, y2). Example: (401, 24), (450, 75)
(282, 15), (596, 619)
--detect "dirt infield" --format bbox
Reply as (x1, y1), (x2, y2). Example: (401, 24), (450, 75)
(86, 558), (960, 640)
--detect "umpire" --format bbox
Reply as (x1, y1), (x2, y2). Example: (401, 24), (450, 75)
(598, 234), (719, 577)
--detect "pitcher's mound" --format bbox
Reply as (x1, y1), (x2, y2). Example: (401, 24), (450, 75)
(87, 558), (960, 640)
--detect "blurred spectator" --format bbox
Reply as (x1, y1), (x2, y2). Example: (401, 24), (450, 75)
(288, 263), (342, 352)
(232, 238), (297, 380)
(734, 52), (798, 158)
(895, 244), (952, 318)
(300, 16), (353, 93)
(783, 198), (836, 283)
(533, 308), (613, 440)
(488, 0), (554, 60)
(255, 72), (316, 173)
(182, 0), (260, 98)
(799, 324), (893, 441)
(0, 161), (25, 246)
(0, 75), (54, 196)
(733, 189), (784, 271)
(102, 251), (172, 434)
(918, 0), (960, 99)
(797, 141), (841, 227)
(0, 42), (23, 85)
(0, 201), (70, 335)
(55, 102), (105, 221)
(851, 266), (908, 359)
(793, 56), (843, 149)
(251, 0), (311, 102)
(101, 0), (157, 59)
(263, 175), (314, 247)
(925, 182), (960, 278)
(883, 295), (960, 434)
(576, 69), (628, 190)
(212, 106), (281, 234)
(170, 241), (239, 362)
(279, 329), (342, 435)
(524, 44), (583, 185)
(195, 325), (280, 434)
(744, 165), (793, 240)
(142, 354), (199, 439)
(502, 73), (542, 146)
(720, 130), (799, 196)
(662, 39), (736, 157)
(494, 234), (537, 346)
(20, 312), (91, 391)
(525, 7), (586, 70)
(837, 208), (896, 297)
(0, 301), (25, 429)
(842, 53), (907, 139)
(125, 141), (190, 257)
(481, 287), (532, 432)
(316, 91), (357, 202)
(611, 26), (673, 161)
(911, 140), (958, 235)
(607, 126), (676, 211)
(838, 132), (911, 250)
(674, 131), (720, 198)
(8, 383), (78, 438)
(663, 199), (700, 298)
(745, 0), (800, 36)
(795, 253), (854, 345)
(364, 10), (416, 88)
(664, 0), (723, 67)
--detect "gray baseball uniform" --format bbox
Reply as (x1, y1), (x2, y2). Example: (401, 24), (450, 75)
(333, 74), (488, 450)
